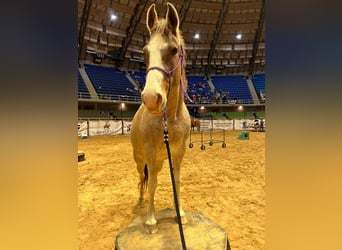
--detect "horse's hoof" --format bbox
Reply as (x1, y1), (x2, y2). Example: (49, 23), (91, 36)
(181, 215), (188, 225)
(175, 215), (188, 224)
(144, 223), (158, 234)
(181, 215), (188, 224)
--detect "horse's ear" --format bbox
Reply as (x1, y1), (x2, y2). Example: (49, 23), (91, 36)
(146, 4), (158, 34)
(166, 2), (179, 36)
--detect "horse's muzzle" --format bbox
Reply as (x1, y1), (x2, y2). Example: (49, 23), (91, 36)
(141, 90), (164, 115)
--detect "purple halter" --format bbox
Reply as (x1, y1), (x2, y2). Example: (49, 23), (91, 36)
(145, 44), (193, 109)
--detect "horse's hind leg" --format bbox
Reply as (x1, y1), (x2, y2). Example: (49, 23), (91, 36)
(137, 163), (147, 205)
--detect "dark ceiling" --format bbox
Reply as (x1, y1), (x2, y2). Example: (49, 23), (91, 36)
(78, 0), (265, 76)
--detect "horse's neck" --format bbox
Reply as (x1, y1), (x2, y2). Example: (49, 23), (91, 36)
(166, 72), (185, 121)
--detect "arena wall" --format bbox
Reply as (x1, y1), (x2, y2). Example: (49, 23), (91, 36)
(78, 119), (266, 136)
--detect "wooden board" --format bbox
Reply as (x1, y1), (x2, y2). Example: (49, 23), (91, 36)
(115, 208), (230, 250)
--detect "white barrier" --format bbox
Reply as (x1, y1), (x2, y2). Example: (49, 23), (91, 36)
(78, 120), (132, 136)
(198, 119), (263, 131)
(78, 119), (265, 136)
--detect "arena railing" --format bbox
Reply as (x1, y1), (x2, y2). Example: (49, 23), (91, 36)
(78, 92), (264, 105)
(185, 98), (262, 105)
(78, 92), (142, 102)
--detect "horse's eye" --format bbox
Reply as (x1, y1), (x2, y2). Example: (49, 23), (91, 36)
(171, 47), (178, 55)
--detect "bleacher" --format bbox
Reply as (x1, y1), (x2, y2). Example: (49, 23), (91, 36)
(84, 64), (140, 100)
(186, 75), (213, 103)
(128, 72), (214, 103)
(80, 63), (261, 105)
(211, 75), (253, 104)
(78, 69), (91, 99)
(130, 71), (146, 90)
(251, 74), (265, 101)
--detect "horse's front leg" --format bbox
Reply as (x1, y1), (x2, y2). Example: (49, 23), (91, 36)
(145, 159), (163, 234)
(172, 150), (188, 225)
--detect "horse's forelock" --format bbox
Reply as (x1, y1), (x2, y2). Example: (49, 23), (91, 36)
(150, 19), (183, 45)
(149, 20), (186, 61)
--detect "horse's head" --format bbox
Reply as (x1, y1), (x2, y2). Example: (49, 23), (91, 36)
(141, 3), (183, 115)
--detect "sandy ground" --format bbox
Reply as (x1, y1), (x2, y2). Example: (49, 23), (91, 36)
(78, 130), (265, 250)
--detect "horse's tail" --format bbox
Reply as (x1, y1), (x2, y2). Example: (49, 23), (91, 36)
(138, 164), (149, 192)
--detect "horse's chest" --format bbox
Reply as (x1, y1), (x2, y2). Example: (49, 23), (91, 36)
(155, 126), (188, 159)
(145, 122), (188, 145)
(167, 127), (188, 143)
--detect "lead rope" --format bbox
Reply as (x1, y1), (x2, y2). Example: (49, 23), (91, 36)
(163, 111), (187, 250)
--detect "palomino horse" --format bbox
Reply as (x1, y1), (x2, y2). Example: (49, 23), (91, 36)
(191, 119), (201, 132)
(131, 2), (191, 233)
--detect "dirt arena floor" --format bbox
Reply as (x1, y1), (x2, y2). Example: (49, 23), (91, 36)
(78, 130), (265, 250)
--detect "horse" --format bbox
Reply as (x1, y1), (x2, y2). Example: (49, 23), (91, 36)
(191, 119), (201, 132)
(130, 2), (191, 234)
(104, 122), (110, 131)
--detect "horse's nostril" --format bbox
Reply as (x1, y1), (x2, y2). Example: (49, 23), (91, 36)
(156, 94), (162, 105)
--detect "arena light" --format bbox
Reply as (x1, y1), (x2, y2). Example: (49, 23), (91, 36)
(194, 33), (200, 39)
(111, 14), (117, 21)
(200, 106), (205, 110)
(121, 103), (125, 108)
(236, 33), (242, 40)
(238, 105), (243, 111)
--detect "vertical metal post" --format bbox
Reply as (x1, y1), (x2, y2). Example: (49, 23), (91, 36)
(120, 105), (124, 135)
(87, 119), (90, 137)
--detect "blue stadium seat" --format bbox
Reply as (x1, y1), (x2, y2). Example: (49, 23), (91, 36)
(211, 75), (253, 104)
(186, 75), (213, 103)
(84, 64), (140, 100)
(130, 71), (146, 90)
(251, 74), (265, 100)
(78, 69), (91, 99)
